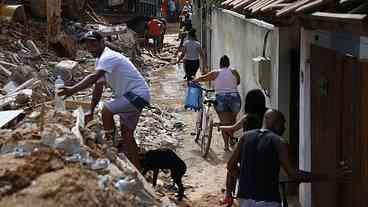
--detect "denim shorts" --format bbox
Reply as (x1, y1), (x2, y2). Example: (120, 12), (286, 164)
(215, 92), (241, 113)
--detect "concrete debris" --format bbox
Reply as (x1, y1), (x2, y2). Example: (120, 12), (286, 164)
(54, 60), (79, 82)
(135, 108), (183, 150)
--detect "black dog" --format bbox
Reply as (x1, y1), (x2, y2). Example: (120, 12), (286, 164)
(139, 148), (187, 200)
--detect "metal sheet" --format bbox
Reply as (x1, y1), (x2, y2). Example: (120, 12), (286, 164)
(0, 110), (24, 128)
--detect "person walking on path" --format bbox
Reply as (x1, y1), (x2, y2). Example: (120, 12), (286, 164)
(177, 29), (207, 80)
(58, 31), (150, 170)
(192, 55), (241, 151)
(219, 89), (268, 206)
(146, 17), (164, 54)
(227, 109), (351, 207)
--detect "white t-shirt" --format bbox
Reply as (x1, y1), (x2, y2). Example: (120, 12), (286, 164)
(96, 47), (150, 101)
(183, 40), (201, 60)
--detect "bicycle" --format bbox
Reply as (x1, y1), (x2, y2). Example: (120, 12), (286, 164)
(190, 85), (217, 158)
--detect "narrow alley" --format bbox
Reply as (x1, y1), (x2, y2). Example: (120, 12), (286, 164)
(149, 31), (232, 206)
(1, 0), (368, 207)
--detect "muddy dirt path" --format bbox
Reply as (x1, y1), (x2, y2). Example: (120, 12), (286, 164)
(149, 33), (234, 207)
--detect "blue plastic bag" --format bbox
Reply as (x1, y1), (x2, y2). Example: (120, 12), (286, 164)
(184, 82), (203, 111)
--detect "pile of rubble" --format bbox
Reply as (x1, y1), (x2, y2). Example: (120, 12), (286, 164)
(0, 104), (186, 207)
(0, 106), (160, 206)
(136, 107), (184, 150)
(0, 2), (185, 206)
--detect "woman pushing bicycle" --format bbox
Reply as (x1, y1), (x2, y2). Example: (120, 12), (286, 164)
(192, 55), (241, 151)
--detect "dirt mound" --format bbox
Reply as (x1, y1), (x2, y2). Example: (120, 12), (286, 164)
(0, 149), (136, 207)
(0, 167), (135, 207)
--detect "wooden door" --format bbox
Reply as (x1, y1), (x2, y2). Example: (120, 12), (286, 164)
(339, 55), (357, 207)
(311, 44), (342, 207)
(310, 45), (355, 207)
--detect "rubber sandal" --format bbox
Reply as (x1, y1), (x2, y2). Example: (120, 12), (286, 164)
(220, 195), (234, 206)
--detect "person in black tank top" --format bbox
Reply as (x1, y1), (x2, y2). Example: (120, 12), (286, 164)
(227, 109), (351, 207)
(227, 110), (286, 206)
(220, 89), (267, 206)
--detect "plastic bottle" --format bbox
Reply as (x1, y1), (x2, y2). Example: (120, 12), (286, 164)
(54, 75), (65, 111)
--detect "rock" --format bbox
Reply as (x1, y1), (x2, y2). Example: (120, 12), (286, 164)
(55, 60), (79, 81)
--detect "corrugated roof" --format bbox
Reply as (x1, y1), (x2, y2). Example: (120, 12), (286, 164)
(221, 0), (368, 19)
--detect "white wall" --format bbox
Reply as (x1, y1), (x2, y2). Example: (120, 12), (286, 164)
(360, 36), (368, 59)
(299, 28), (312, 207)
(210, 8), (278, 109)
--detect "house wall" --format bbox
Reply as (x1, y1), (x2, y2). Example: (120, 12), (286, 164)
(210, 8), (277, 109)
(209, 8), (298, 143)
(299, 28), (313, 207)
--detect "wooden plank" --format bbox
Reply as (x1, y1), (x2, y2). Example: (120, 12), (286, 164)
(0, 64), (11, 77)
(244, 0), (263, 10)
(0, 60), (17, 68)
(276, 0), (312, 16)
(222, 0), (238, 6)
(248, 0), (271, 10)
(234, 0), (255, 9)
(358, 61), (368, 206)
(309, 12), (367, 22)
(261, 0), (289, 11)
(295, 0), (324, 13)
(300, 16), (368, 36)
(230, 0), (247, 6)
(340, 55), (357, 207)
(252, 0), (278, 12)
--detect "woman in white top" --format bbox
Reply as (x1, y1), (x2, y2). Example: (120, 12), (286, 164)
(193, 55), (241, 151)
(177, 29), (206, 80)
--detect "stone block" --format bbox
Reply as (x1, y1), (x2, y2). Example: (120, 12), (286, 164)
(55, 60), (79, 81)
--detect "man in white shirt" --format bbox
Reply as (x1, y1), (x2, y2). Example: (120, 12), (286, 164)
(59, 31), (151, 169)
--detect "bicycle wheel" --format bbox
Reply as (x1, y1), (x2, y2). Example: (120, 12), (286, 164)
(193, 110), (203, 144)
(201, 117), (213, 158)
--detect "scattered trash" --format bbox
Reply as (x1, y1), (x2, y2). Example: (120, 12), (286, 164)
(98, 174), (110, 190)
(13, 146), (31, 158)
(64, 153), (82, 162)
(89, 159), (110, 170)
